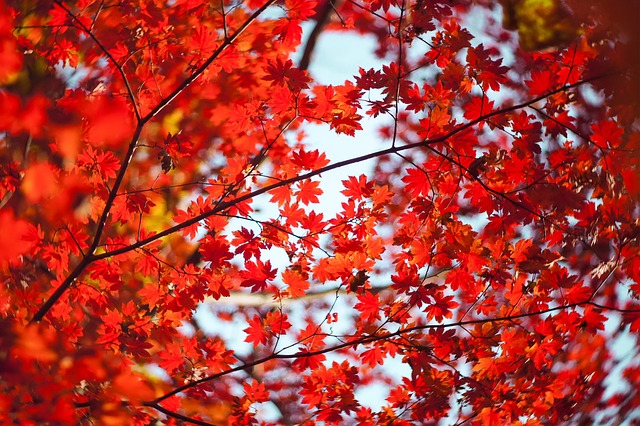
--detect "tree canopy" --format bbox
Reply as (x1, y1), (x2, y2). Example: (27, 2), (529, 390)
(1, 0), (639, 424)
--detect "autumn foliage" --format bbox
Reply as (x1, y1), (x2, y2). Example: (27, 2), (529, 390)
(1, 0), (640, 424)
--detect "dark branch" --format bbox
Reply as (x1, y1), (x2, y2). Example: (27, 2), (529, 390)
(53, 0), (141, 120)
(143, 401), (215, 426)
(92, 76), (610, 263)
(151, 296), (640, 403)
(299, 0), (340, 71)
(30, 0), (278, 323)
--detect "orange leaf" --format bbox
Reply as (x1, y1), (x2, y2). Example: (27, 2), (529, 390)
(0, 210), (34, 266)
(111, 373), (155, 404)
(21, 162), (58, 203)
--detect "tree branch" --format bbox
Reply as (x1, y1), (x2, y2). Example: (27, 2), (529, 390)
(143, 401), (215, 426)
(53, 0), (141, 120)
(141, 0), (277, 124)
(151, 295), (640, 404)
(93, 76), (610, 262)
(298, 0), (340, 71)
(30, 1), (277, 323)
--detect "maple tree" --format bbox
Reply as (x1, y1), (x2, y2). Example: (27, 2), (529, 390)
(1, 0), (639, 424)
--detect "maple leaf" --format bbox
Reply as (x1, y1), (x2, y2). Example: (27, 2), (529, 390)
(526, 70), (557, 97)
(282, 268), (309, 298)
(354, 291), (381, 323)
(264, 311), (292, 335)
(361, 345), (385, 367)
(138, 283), (163, 308)
(295, 179), (322, 205)
(232, 227), (264, 261)
(286, 0), (318, 20)
(78, 147), (120, 180)
(543, 110), (574, 137)
(403, 83), (427, 113)
(4, 0), (638, 424)
(341, 174), (374, 200)
(330, 112), (363, 136)
(267, 85), (294, 116)
(200, 236), (233, 267)
(292, 347), (326, 372)
(473, 357), (500, 380)
(291, 147), (330, 171)
(591, 120), (623, 149)
(244, 315), (269, 346)
(420, 105), (451, 137)
(402, 167), (430, 197)
(263, 57), (310, 91)
(158, 342), (185, 374)
(466, 44), (508, 92)
(0, 210), (34, 265)
(273, 18), (303, 47)
(269, 184), (293, 206)
(464, 181), (495, 213)
(463, 95), (495, 123)
(425, 294), (458, 322)
(243, 380), (270, 403)
(582, 306), (607, 333)
(172, 209), (200, 240)
(240, 260), (277, 292)
(563, 284), (592, 304)
(299, 210), (327, 235)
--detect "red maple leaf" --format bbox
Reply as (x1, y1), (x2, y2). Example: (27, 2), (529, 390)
(354, 291), (381, 323)
(244, 315), (269, 346)
(402, 168), (430, 197)
(361, 346), (385, 367)
(295, 179), (322, 205)
(463, 95), (495, 122)
(240, 260), (277, 292)
(4, 0), (638, 424)
(282, 269), (310, 298)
